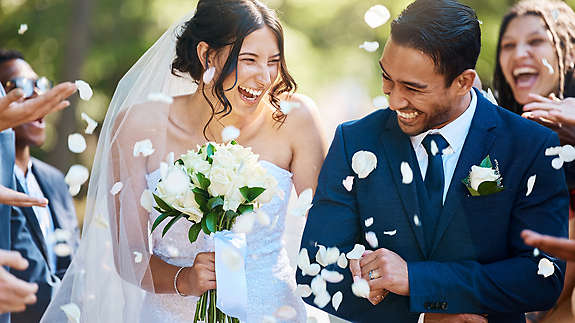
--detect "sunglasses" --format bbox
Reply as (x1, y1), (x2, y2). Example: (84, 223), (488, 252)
(5, 77), (53, 98)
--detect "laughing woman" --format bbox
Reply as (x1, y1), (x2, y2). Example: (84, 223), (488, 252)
(493, 1), (575, 322)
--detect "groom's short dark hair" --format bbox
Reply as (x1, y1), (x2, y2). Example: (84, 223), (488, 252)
(390, 0), (481, 87)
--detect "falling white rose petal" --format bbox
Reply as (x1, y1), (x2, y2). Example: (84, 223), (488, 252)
(80, 112), (98, 134)
(133, 251), (143, 263)
(317, 246), (340, 267)
(54, 243), (72, 257)
(311, 275), (327, 295)
(290, 188), (313, 217)
(401, 162), (413, 184)
(68, 133), (87, 153)
(60, 303), (81, 323)
(533, 248), (540, 257)
(275, 305), (297, 320)
(321, 269), (344, 283)
(560, 145), (575, 162)
(314, 290), (331, 308)
(346, 244), (366, 260)
(332, 291), (343, 311)
(552, 157), (564, 170)
(64, 165), (89, 196)
(365, 217), (374, 227)
(383, 229), (397, 236)
(337, 253), (348, 269)
(203, 66), (216, 84)
(147, 92), (174, 104)
(526, 175), (536, 197)
(372, 96), (389, 109)
(542, 58), (555, 74)
(351, 278), (370, 298)
(233, 212), (256, 234)
(297, 248), (311, 272)
(133, 139), (155, 157)
(352, 151), (377, 179)
(296, 284), (312, 298)
(140, 189), (154, 212)
(546, 146), (562, 156)
(364, 5), (391, 29)
(365, 232), (379, 248)
(75, 80), (93, 101)
(110, 182), (123, 195)
(538, 258), (555, 278)
(54, 229), (71, 242)
(413, 214), (421, 226)
(342, 176), (354, 192)
(305, 263), (321, 277)
(280, 100), (301, 114)
(359, 41), (380, 52)
(18, 24), (28, 35)
(430, 140), (439, 156)
(221, 126), (240, 142)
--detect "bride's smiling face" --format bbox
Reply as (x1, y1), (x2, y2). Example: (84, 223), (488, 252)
(217, 26), (280, 111)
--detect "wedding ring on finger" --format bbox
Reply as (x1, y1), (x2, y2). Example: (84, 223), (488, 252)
(369, 270), (377, 280)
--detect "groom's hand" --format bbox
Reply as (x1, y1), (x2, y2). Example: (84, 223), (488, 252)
(424, 313), (487, 323)
(360, 248), (409, 296)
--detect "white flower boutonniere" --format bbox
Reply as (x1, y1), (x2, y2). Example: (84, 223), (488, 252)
(462, 155), (504, 196)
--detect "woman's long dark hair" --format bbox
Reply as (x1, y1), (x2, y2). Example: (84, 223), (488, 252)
(493, 0), (575, 114)
(171, 0), (296, 138)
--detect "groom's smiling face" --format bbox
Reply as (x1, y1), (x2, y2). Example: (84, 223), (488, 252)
(380, 38), (472, 136)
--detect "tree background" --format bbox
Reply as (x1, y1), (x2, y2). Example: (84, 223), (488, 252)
(2, 0), (574, 214)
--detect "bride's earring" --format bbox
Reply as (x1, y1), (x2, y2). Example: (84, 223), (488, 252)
(203, 66), (216, 84)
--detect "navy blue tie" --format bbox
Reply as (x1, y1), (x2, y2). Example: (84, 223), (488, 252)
(421, 134), (449, 247)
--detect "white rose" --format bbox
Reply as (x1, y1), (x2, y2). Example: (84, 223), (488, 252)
(181, 152), (211, 177)
(157, 165), (189, 197)
(223, 186), (244, 212)
(352, 151), (377, 179)
(469, 165), (500, 191)
(208, 166), (234, 197)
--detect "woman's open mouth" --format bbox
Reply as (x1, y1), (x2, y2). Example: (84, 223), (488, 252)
(238, 85), (263, 105)
(513, 66), (539, 90)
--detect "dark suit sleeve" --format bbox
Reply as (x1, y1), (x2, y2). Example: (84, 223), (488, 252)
(408, 132), (567, 314)
(297, 124), (373, 320)
(10, 207), (59, 323)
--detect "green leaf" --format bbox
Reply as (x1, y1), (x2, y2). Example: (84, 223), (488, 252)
(192, 187), (209, 198)
(206, 212), (217, 232)
(230, 140), (238, 145)
(196, 172), (211, 190)
(479, 155), (493, 169)
(162, 213), (184, 237)
(206, 144), (216, 164)
(237, 204), (253, 215)
(153, 194), (172, 212)
(151, 213), (170, 233)
(195, 194), (209, 213)
(175, 159), (184, 166)
(201, 217), (210, 234)
(477, 181), (505, 196)
(208, 196), (224, 210)
(188, 223), (202, 243)
(239, 187), (266, 202)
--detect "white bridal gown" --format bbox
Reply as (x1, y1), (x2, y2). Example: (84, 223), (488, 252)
(140, 160), (307, 323)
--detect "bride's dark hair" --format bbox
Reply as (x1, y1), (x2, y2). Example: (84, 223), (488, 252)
(172, 0), (296, 138)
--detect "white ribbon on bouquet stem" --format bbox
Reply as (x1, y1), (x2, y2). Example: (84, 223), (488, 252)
(214, 230), (248, 321)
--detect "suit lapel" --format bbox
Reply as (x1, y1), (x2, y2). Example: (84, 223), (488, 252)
(32, 164), (62, 230)
(381, 114), (428, 258)
(14, 178), (50, 262)
(429, 91), (498, 256)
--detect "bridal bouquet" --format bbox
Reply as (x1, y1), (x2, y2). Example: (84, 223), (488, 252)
(151, 141), (279, 323)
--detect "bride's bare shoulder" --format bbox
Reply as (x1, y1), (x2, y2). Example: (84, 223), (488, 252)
(278, 93), (322, 133)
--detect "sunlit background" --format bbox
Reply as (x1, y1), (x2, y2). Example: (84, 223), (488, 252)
(3, 0), (575, 221)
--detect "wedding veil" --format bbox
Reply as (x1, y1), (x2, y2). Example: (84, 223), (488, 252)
(40, 12), (199, 322)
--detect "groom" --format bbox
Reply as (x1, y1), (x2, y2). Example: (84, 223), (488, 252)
(297, 1), (568, 322)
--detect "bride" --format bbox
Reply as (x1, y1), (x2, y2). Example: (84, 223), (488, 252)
(41, 0), (326, 322)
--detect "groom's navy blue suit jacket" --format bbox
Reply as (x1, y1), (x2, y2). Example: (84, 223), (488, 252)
(297, 89), (568, 323)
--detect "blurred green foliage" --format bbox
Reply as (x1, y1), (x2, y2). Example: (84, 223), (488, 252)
(2, 0), (575, 171)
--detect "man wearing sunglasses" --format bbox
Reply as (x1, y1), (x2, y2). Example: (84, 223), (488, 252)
(0, 48), (76, 323)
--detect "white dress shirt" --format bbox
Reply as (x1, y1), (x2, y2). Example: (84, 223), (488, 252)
(410, 89), (477, 203)
(14, 160), (57, 272)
